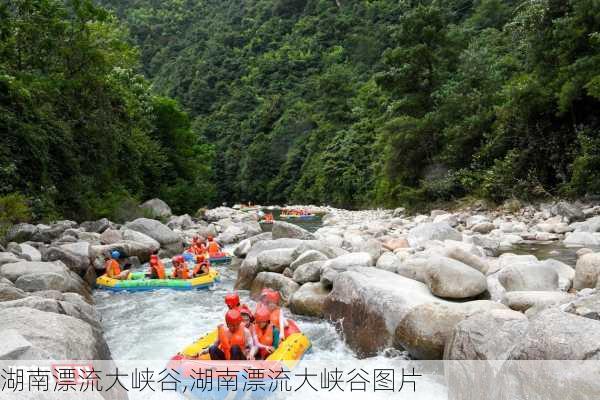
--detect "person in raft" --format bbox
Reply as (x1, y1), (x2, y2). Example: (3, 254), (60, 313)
(224, 292), (251, 313)
(171, 255), (190, 279)
(105, 251), (130, 280)
(188, 236), (207, 255)
(251, 306), (277, 360)
(206, 235), (222, 257)
(192, 253), (210, 276)
(258, 290), (290, 346)
(200, 309), (256, 360)
(146, 254), (166, 279)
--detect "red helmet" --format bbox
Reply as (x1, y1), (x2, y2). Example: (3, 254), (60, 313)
(265, 290), (280, 305)
(224, 292), (240, 308)
(150, 255), (158, 265)
(260, 288), (273, 299)
(255, 307), (270, 323)
(225, 309), (242, 326)
(207, 235), (214, 241)
(172, 255), (184, 264)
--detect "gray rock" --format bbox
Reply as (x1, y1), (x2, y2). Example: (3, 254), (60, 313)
(256, 248), (295, 273)
(424, 257), (487, 299)
(121, 229), (161, 251)
(323, 252), (374, 272)
(80, 218), (110, 233)
(0, 252), (20, 266)
(498, 263), (559, 292)
(15, 271), (91, 299)
(271, 221), (315, 240)
(292, 261), (324, 284)
(564, 231), (600, 246)
(407, 222), (462, 248)
(14, 243), (42, 261)
(472, 222), (495, 234)
(571, 216), (600, 232)
(139, 198), (172, 218)
(290, 250), (328, 271)
(509, 308), (600, 360)
(233, 233), (272, 258)
(563, 292), (600, 320)
(444, 246), (489, 274)
(503, 291), (574, 312)
(203, 207), (241, 222)
(444, 309), (529, 360)
(90, 241), (158, 266)
(395, 300), (507, 359)
(574, 252), (600, 290)
(0, 261), (67, 282)
(0, 296), (100, 328)
(290, 240), (347, 259)
(31, 223), (70, 243)
(125, 218), (182, 254)
(375, 252), (402, 272)
(319, 268), (337, 290)
(550, 201), (584, 222)
(289, 282), (330, 317)
(0, 307), (111, 359)
(43, 245), (90, 275)
(234, 238), (304, 289)
(250, 272), (300, 305)
(541, 259), (574, 291)
(166, 214), (193, 230)
(4, 223), (38, 243)
(0, 283), (27, 301)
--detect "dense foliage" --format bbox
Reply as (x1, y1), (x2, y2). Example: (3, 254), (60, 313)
(98, 0), (600, 209)
(0, 0), (215, 223)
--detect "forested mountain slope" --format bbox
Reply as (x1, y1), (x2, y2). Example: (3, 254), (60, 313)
(98, 0), (600, 208)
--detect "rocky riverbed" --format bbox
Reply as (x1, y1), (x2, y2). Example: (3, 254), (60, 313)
(2, 198), (600, 369)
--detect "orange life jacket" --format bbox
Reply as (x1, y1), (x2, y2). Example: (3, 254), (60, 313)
(270, 308), (281, 329)
(217, 324), (246, 360)
(105, 259), (121, 277)
(173, 263), (189, 279)
(150, 261), (166, 279)
(255, 323), (274, 359)
(207, 241), (221, 256)
(192, 261), (209, 275)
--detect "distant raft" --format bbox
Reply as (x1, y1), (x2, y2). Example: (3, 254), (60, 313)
(96, 269), (219, 292)
(209, 252), (232, 265)
(279, 214), (319, 221)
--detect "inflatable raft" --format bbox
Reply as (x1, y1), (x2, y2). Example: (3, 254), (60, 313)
(96, 269), (219, 292)
(209, 252), (232, 265)
(169, 320), (311, 399)
(279, 214), (318, 221)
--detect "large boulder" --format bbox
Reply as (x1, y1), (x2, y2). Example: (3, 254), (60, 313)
(250, 272), (300, 305)
(14, 271), (91, 299)
(217, 222), (261, 244)
(407, 222), (462, 248)
(0, 296), (100, 329)
(323, 252), (374, 272)
(289, 282), (329, 318)
(203, 207), (241, 222)
(0, 261), (66, 282)
(564, 231), (600, 246)
(125, 218), (183, 254)
(498, 263), (559, 292)
(396, 257), (428, 283)
(540, 259), (575, 291)
(90, 241), (157, 266)
(139, 198), (172, 218)
(80, 218), (111, 234)
(550, 201), (584, 222)
(256, 248), (296, 273)
(233, 233), (272, 258)
(424, 257), (487, 299)
(574, 252), (600, 290)
(290, 240), (347, 259)
(444, 308), (529, 360)
(31, 223), (71, 243)
(563, 292), (600, 320)
(0, 307), (111, 359)
(0, 252), (20, 266)
(271, 221), (315, 240)
(324, 268), (436, 356)
(503, 291), (574, 312)
(166, 214), (193, 230)
(382, 238), (409, 251)
(43, 243), (90, 275)
(375, 252), (402, 273)
(394, 300), (507, 359)
(121, 229), (161, 251)
(292, 261), (324, 284)
(0, 280), (27, 302)
(290, 250), (328, 271)
(13, 243), (42, 261)
(235, 239), (304, 289)
(444, 246), (489, 274)
(509, 308), (600, 360)
(100, 228), (122, 245)
(4, 223), (37, 243)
